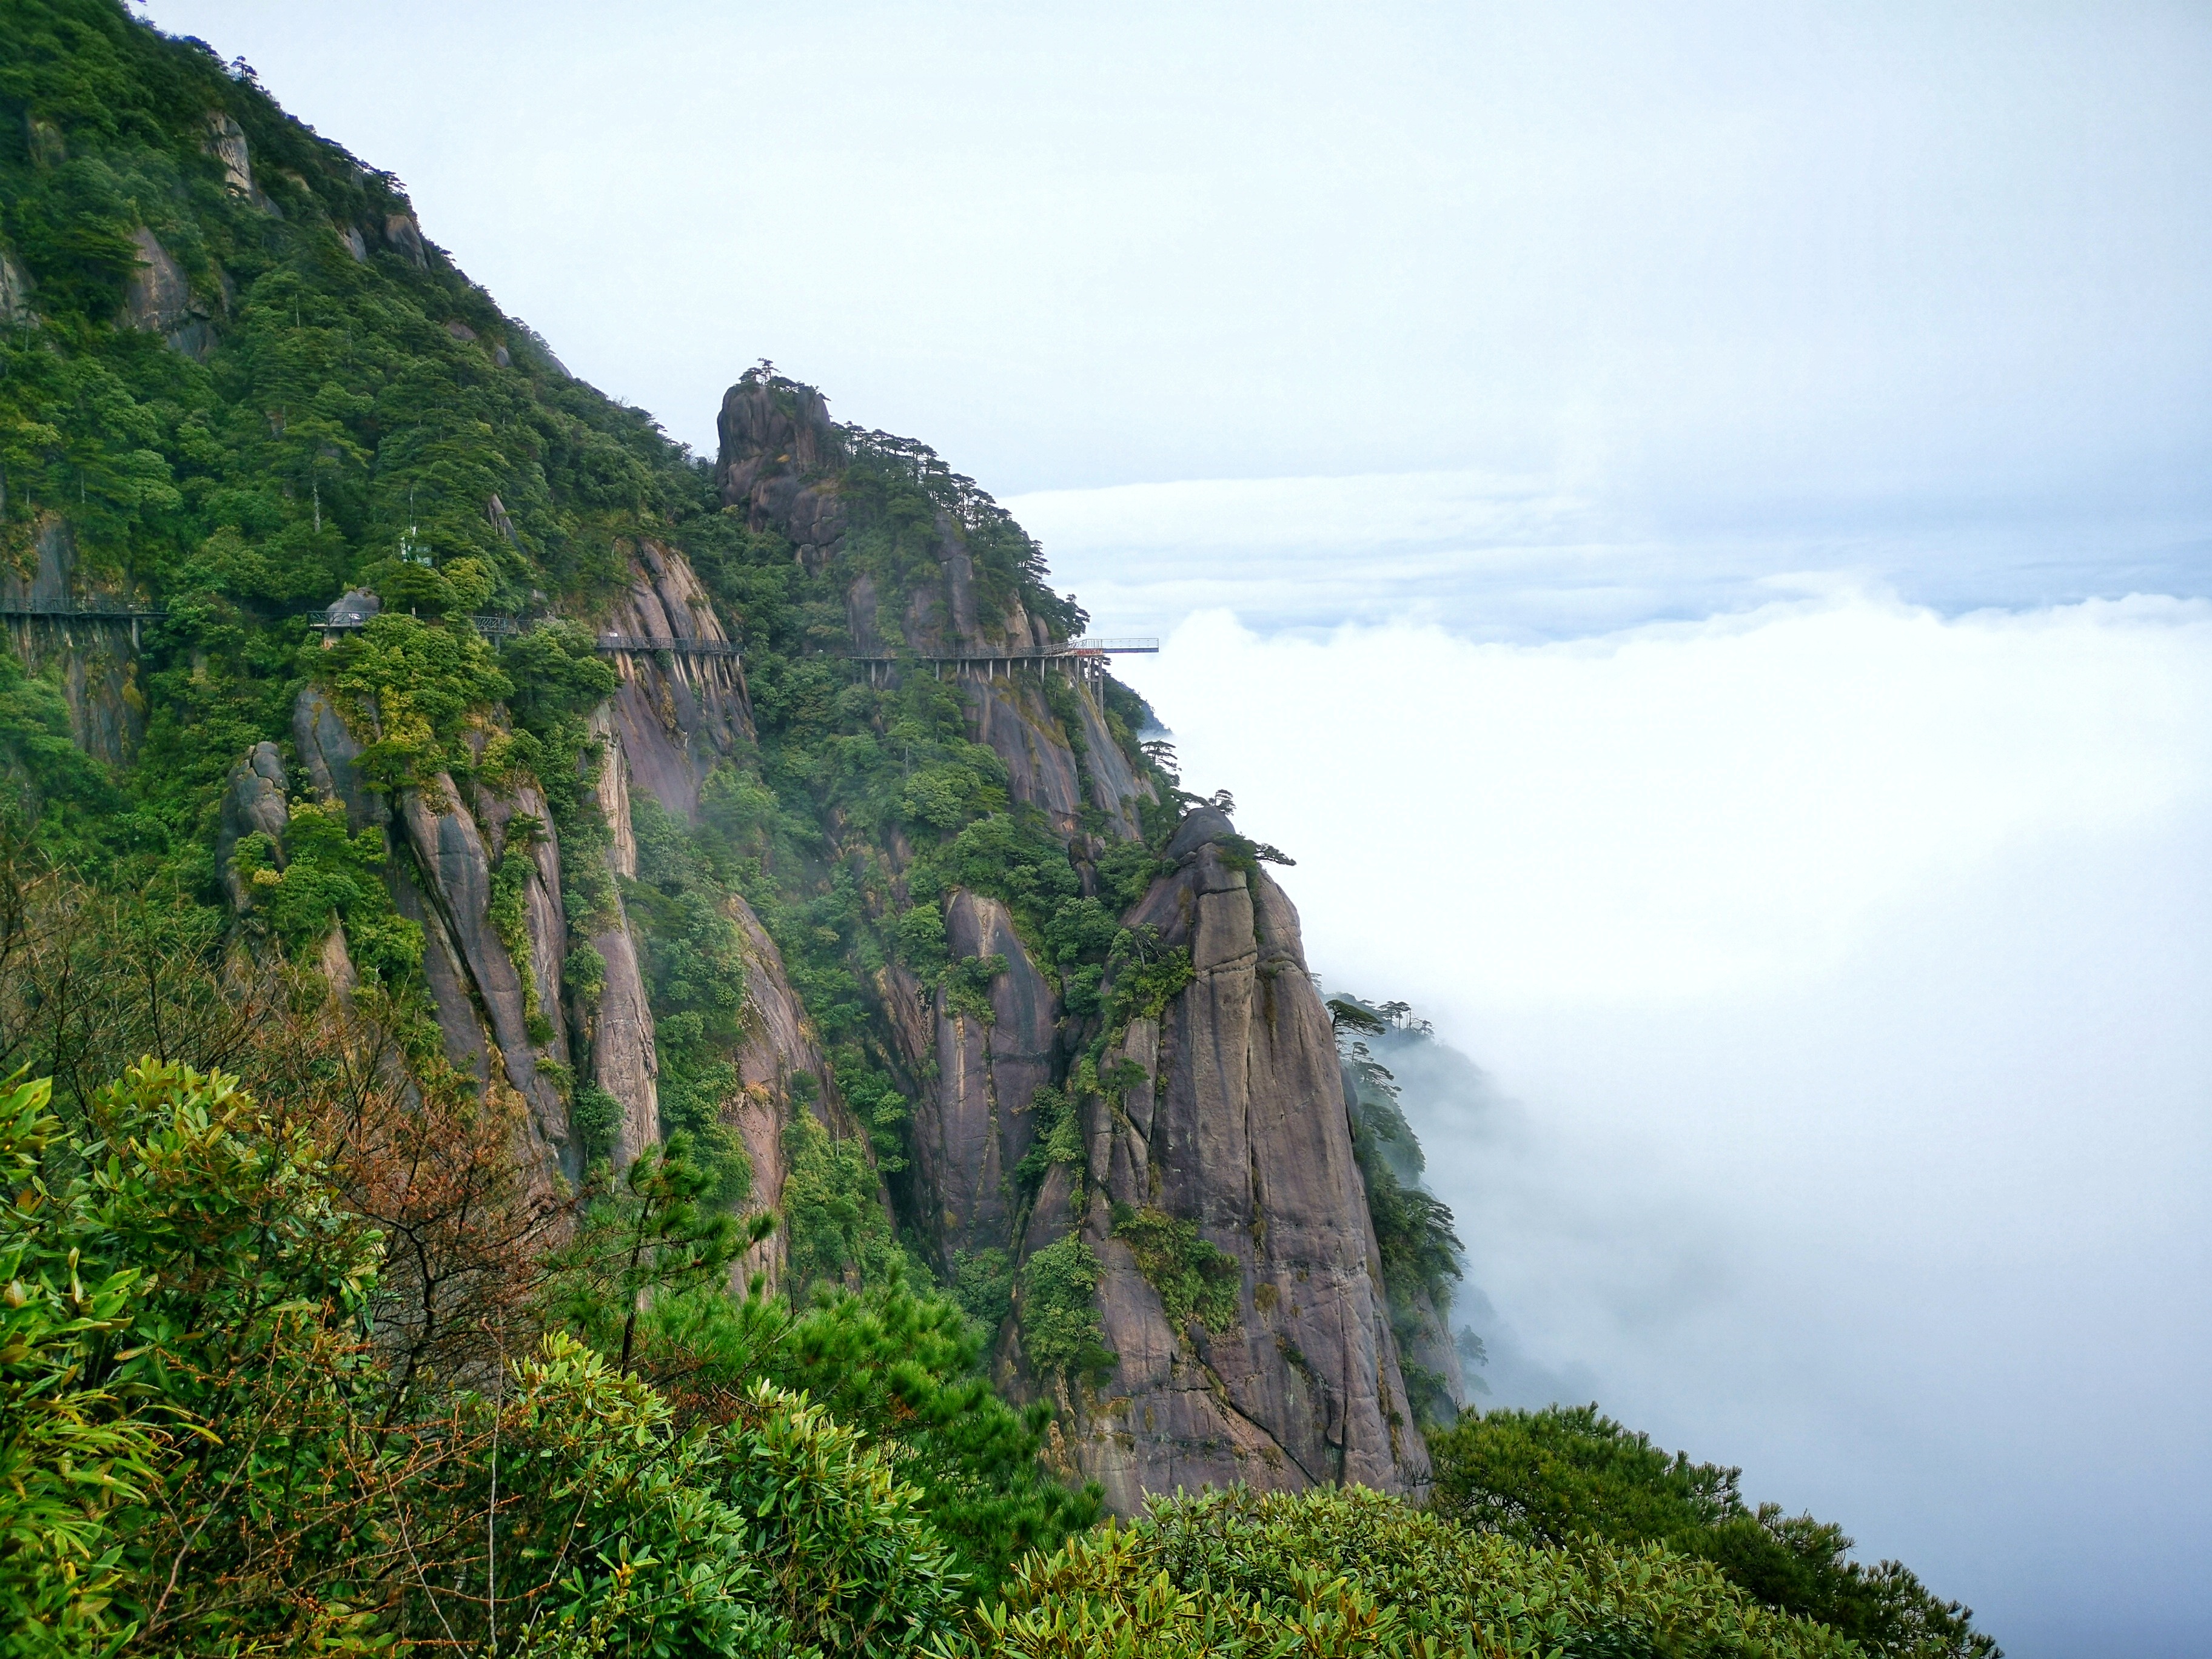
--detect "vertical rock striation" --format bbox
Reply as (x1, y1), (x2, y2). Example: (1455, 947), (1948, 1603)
(712, 376), (1422, 1507)
(1057, 808), (1429, 1509)
(1, 520), (147, 766)
(574, 703), (659, 1169)
(600, 540), (752, 823)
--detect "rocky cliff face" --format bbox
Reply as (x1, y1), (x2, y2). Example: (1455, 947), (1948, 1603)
(1051, 810), (1429, 1508)
(1, 519), (147, 767)
(95, 361), (1432, 1513)
(599, 538), (752, 823)
(275, 534), (831, 1225)
(0, 11), (1474, 1543)
(712, 377), (1430, 1508)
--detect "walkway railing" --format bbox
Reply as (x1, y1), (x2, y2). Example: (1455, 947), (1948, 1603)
(1, 605), (167, 619)
(294, 608), (1152, 677)
(300, 612), (739, 659)
(592, 634), (741, 657)
(3, 605), (167, 647)
(839, 638), (1158, 684)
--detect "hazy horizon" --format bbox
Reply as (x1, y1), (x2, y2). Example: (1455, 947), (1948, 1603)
(132, 3), (2212, 1652)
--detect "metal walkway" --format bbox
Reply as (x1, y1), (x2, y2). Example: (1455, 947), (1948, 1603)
(2, 606), (167, 647)
(298, 606), (1153, 679)
(303, 611), (740, 659)
(843, 638), (1158, 685)
(592, 633), (741, 657)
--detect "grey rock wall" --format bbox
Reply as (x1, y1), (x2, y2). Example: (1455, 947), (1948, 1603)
(285, 689), (582, 1185)
(396, 773), (572, 1173)
(1056, 808), (1430, 1511)
(574, 704), (659, 1167)
(903, 892), (1057, 1265)
(1, 520), (147, 766)
(0, 249), (32, 324)
(710, 374), (1415, 1508)
(725, 894), (842, 1288)
(1074, 691), (1151, 839)
(293, 685), (387, 831)
(215, 742), (289, 908)
(602, 540), (752, 822)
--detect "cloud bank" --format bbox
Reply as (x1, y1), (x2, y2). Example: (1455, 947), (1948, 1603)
(1113, 594), (2212, 1658)
(1007, 472), (2212, 640)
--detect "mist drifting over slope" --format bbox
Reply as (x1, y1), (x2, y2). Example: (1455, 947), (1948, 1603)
(1110, 594), (2212, 1658)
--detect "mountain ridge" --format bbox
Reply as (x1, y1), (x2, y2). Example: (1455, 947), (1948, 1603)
(0, 0), (1441, 1509)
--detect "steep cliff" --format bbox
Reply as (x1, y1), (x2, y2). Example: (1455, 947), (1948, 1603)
(278, 541), (826, 1213)
(705, 379), (1430, 1504)
(1049, 811), (1431, 1507)
(0, 0), (1441, 1520)
(1, 520), (147, 767)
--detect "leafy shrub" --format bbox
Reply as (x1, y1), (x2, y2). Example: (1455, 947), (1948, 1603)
(780, 1110), (910, 1294)
(640, 1273), (1102, 1597)
(943, 950), (1007, 1023)
(1016, 1235), (1113, 1381)
(497, 620), (619, 809)
(1042, 895), (1121, 1013)
(1429, 1406), (2000, 1658)
(1105, 927), (1194, 1026)
(0, 650), (112, 836)
(897, 897), (952, 976)
(834, 1044), (916, 1174)
(1110, 1202), (1240, 1332)
(50, 1058), (389, 1653)
(1094, 837), (1167, 915)
(950, 1484), (1862, 1659)
(434, 1333), (970, 1657)
(916, 809), (1081, 937)
(950, 1246), (1016, 1332)
(1014, 1084), (1083, 1188)
(569, 1081), (622, 1165)
(327, 614), (512, 789)
(0, 1074), (152, 1655)
(233, 798), (425, 988)
(487, 823), (554, 1041)
(626, 793), (753, 1202)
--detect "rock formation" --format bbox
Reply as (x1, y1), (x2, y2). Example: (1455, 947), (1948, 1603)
(1052, 809), (1429, 1507)
(706, 376), (1430, 1507)
(1, 519), (146, 766)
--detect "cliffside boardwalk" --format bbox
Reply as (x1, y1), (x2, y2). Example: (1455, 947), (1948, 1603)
(844, 637), (1158, 685)
(0, 603), (166, 648)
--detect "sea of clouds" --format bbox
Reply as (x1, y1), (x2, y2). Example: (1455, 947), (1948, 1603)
(1053, 534), (2212, 1657)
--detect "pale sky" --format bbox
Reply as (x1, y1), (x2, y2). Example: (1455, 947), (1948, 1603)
(137, 4), (2212, 1653)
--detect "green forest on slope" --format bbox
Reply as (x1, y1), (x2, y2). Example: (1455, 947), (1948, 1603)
(0, 2), (1999, 1654)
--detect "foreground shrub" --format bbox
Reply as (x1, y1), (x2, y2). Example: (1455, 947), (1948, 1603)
(944, 1484), (1860, 1658)
(443, 1335), (965, 1658)
(1430, 1406), (1998, 1658)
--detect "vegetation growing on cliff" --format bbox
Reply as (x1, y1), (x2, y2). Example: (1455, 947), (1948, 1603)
(1110, 1201), (1241, 1333)
(1016, 1233), (1114, 1380)
(0, 10), (2005, 1657)
(1330, 994), (1467, 1429)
